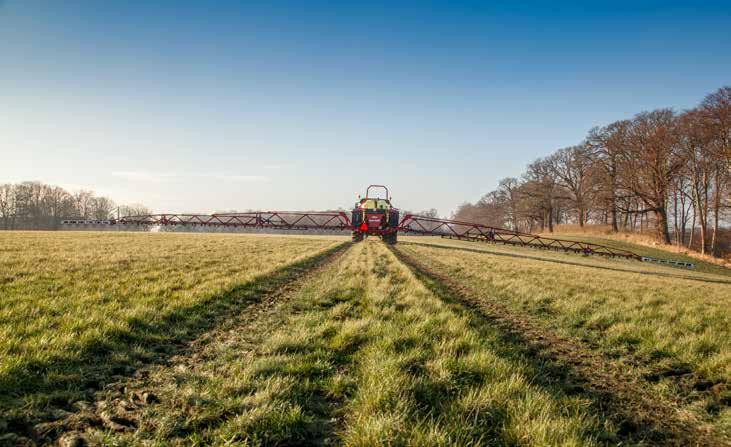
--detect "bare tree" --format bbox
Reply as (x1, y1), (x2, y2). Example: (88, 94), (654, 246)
(494, 177), (522, 231)
(677, 109), (713, 253)
(454, 87), (729, 257)
(587, 120), (633, 232)
(118, 204), (152, 217)
(0, 182), (149, 230)
(453, 193), (507, 227)
(43, 186), (75, 229)
(700, 87), (731, 254)
(701, 86), (731, 165)
(547, 144), (596, 227)
(73, 190), (94, 220)
(90, 196), (116, 220)
(522, 158), (564, 232)
(0, 184), (17, 229)
(668, 175), (692, 246)
(415, 208), (440, 219)
(614, 110), (684, 243)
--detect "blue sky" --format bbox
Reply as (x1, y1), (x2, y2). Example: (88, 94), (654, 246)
(1, 1), (729, 215)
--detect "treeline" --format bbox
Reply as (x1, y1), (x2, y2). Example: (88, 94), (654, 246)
(0, 181), (150, 230)
(455, 86), (730, 255)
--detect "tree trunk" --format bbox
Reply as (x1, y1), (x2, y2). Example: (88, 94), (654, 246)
(679, 193), (687, 245)
(711, 169), (721, 256)
(673, 192), (679, 245)
(653, 207), (671, 244)
(578, 206), (585, 227)
(609, 168), (619, 232)
(547, 208), (554, 233)
(691, 185), (707, 254)
(610, 195), (618, 232)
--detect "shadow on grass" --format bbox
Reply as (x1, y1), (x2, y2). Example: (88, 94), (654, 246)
(174, 286), (368, 445)
(240, 332), (366, 445)
(392, 247), (708, 446)
(0, 243), (348, 435)
(402, 240), (731, 285)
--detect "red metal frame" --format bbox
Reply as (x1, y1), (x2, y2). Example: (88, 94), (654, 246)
(60, 182), (695, 266)
(115, 211), (352, 230)
(63, 211), (697, 265)
(98, 212), (640, 258)
(396, 214), (641, 259)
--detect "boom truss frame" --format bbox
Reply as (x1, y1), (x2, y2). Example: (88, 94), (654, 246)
(396, 215), (641, 259)
(62, 211), (694, 267)
(68, 211), (353, 231)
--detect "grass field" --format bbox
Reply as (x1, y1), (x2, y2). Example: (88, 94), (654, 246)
(399, 237), (731, 439)
(0, 232), (342, 435)
(0, 231), (729, 446)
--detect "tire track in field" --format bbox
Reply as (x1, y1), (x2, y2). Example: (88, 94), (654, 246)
(38, 242), (352, 447)
(392, 246), (725, 447)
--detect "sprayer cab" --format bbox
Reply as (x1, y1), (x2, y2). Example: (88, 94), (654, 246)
(351, 185), (399, 244)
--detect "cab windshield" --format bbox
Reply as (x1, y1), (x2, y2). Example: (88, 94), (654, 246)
(360, 199), (390, 210)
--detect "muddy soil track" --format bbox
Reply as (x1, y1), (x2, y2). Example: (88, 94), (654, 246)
(392, 246), (726, 447)
(32, 243), (351, 447)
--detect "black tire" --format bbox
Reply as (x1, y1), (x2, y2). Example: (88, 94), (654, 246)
(351, 209), (362, 227)
(389, 210), (400, 228)
(383, 232), (397, 245)
(352, 231), (364, 242)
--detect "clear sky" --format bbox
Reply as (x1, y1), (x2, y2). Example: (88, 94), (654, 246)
(1, 1), (729, 215)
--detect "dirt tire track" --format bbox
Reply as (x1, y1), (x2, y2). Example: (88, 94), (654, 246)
(40, 242), (352, 447)
(392, 246), (725, 447)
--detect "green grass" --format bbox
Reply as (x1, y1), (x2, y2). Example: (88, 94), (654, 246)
(399, 237), (731, 437)
(94, 241), (622, 446)
(2, 231), (728, 445)
(0, 231), (342, 425)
